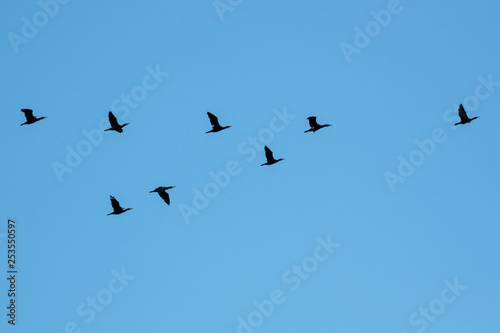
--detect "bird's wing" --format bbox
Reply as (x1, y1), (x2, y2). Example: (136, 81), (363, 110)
(207, 112), (220, 127)
(307, 116), (319, 128)
(21, 109), (36, 121)
(110, 196), (122, 211)
(458, 104), (469, 121)
(264, 146), (274, 162)
(108, 111), (119, 127)
(159, 190), (170, 205)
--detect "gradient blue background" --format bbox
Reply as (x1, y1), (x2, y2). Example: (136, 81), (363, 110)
(1, 0), (499, 332)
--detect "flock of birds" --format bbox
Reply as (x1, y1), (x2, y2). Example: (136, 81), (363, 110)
(19, 103), (478, 215)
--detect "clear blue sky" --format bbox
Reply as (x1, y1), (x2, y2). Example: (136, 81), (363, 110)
(1, 0), (500, 332)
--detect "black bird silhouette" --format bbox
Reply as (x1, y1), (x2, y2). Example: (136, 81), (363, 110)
(261, 146), (284, 166)
(304, 116), (331, 133)
(20, 109), (46, 126)
(206, 112), (231, 133)
(105, 111), (129, 133)
(149, 186), (175, 205)
(107, 196), (133, 216)
(455, 104), (479, 126)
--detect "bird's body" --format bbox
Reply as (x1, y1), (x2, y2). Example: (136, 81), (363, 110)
(261, 146), (284, 166)
(149, 186), (175, 205)
(455, 104), (479, 126)
(107, 196), (133, 215)
(20, 109), (46, 126)
(105, 111), (129, 133)
(206, 112), (231, 133)
(305, 116), (331, 133)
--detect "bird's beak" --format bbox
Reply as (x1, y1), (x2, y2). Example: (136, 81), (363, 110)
(149, 190), (155, 193)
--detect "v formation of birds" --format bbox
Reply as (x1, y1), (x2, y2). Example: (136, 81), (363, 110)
(20, 105), (478, 215)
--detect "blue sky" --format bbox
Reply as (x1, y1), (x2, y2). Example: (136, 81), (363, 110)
(1, 0), (500, 332)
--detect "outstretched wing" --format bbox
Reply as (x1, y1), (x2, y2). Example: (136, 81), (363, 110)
(207, 112), (220, 127)
(458, 104), (469, 122)
(158, 190), (170, 205)
(110, 196), (122, 211)
(307, 116), (319, 128)
(21, 109), (36, 122)
(264, 146), (274, 162)
(108, 111), (119, 127)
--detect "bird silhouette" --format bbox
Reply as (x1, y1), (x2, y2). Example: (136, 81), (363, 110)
(149, 186), (175, 205)
(105, 111), (129, 133)
(304, 116), (331, 133)
(261, 146), (284, 166)
(455, 104), (479, 126)
(206, 112), (231, 133)
(20, 109), (46, 126)
(107, 196), (133, 215)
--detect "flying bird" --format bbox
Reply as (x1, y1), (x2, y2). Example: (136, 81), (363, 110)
(149, 186), (175, 205)
(206, 112), (231, 133)
(107, 196), (133, 216)
(105, 111), (129, 133)
(455, 104), (479, 126)
(304, 116), (331, 133)
(261, 146), (284, 166)
(20, 109), (46, 126)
